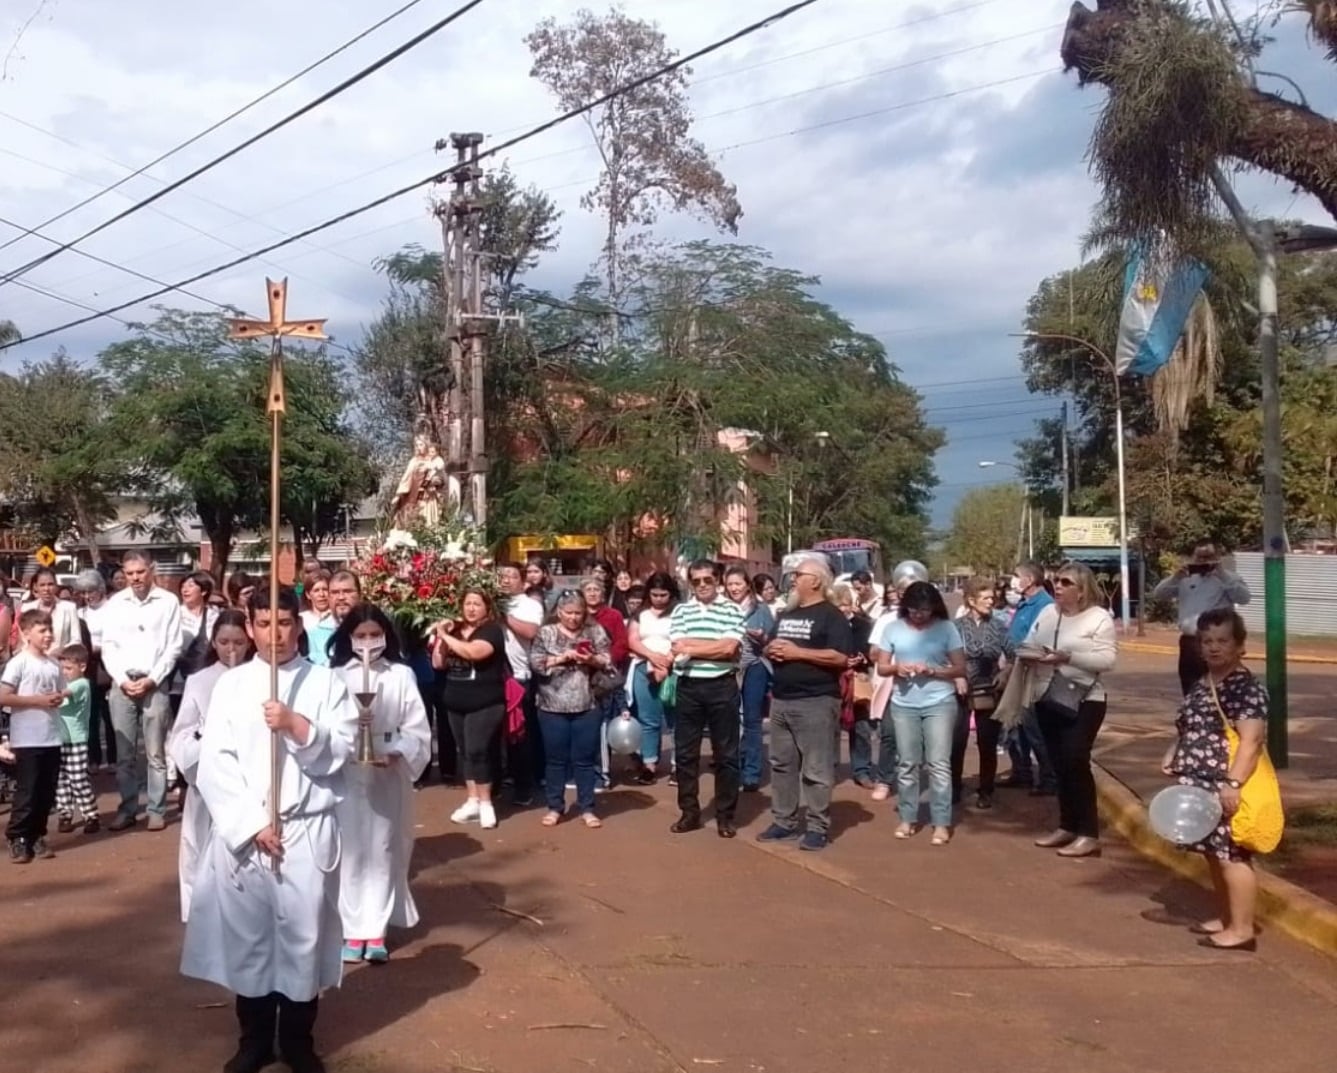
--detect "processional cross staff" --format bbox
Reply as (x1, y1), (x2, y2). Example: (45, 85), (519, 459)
(227, 279), (326, 875)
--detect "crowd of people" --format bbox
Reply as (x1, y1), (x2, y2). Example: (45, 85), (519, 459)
(0, 539), (1272, 1070)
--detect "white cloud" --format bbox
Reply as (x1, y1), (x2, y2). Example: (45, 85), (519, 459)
(0, 0), (1332, 525)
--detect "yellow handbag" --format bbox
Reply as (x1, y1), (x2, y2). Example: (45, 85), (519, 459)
(1209, 679), (1285, 854)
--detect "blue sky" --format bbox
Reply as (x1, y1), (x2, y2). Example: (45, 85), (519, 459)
(0, 0), (1333, 528)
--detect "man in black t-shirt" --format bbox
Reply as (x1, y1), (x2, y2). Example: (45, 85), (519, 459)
(760, 554), (854, 851)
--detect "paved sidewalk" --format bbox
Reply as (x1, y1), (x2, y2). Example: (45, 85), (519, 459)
(3, 737), (1337, 1073)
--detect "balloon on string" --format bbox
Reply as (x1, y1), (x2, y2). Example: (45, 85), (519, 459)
(1148, 784), (1223, 845)
(890, 560), (930, 591)
(607, 716), (644, 757)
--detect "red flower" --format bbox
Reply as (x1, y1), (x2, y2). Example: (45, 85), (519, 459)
(412, 553), (426, 570)
(370, 554), (388, 571)
(417, 584), (434, 599)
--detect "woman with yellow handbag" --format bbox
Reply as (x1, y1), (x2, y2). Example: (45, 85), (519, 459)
(1161, 608), (1284, 952)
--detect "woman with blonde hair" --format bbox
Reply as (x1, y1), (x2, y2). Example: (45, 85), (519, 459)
(1020, 561), (1117, 858)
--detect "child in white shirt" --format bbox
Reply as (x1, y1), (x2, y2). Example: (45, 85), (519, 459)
(2, 608), (68, 863)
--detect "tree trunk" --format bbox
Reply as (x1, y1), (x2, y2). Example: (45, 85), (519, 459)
(290, 521), (305, 574)
(73, 500), (101, 570)
(207, 527), (232, 582)
(1061, 1), (1337, 222)
(605, 177), (620, 349)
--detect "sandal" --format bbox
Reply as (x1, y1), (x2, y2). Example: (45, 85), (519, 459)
(581, 812), (603, 829)
(540, 811), (561, 827)
(894, 823), (919, 839)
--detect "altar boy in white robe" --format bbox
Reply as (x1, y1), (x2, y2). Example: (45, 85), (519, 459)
(181, 587), (357, 1073)
(330, 604), (431, 963)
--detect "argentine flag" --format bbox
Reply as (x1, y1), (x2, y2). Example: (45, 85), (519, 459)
(1114, 246), (1210, 377)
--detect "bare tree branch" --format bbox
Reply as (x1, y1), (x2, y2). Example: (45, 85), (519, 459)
(3, 0), (54, 81)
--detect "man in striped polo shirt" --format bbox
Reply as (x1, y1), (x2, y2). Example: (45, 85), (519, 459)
(668, 559), (746, 838)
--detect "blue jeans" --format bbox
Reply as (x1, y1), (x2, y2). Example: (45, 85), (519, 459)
(1007, 706), (1057, 790)
(539, 709), (602, 813)
(855, 714), (897, 785)
(632, 665), (670, 766)
(890, 699), (957, 827)
(739, 662), (770, 786)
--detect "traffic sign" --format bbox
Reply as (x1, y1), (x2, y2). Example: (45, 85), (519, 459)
(34, 545), (56, 568)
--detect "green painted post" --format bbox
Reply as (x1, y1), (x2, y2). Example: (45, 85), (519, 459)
(1264, 555), (1288, 766)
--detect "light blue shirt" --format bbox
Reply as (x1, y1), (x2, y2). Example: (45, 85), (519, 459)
(871, 618), (963, 709)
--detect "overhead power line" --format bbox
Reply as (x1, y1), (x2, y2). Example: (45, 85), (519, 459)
(0, 0), (490, 289)
(0, 0), (827, 351)
(0, 0), (434, 255)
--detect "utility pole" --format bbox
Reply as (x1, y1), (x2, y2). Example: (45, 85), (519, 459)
(435, 131), (523, 531)
(1210, 169), (1287, 767)
(1060, 400), (1071, 516)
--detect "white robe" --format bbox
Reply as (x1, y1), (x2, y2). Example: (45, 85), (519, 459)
(166, 661), (230, 923)
(180, 656), (357, 1001)
(335, 659), (431, 940)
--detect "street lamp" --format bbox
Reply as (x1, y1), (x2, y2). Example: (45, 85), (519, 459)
(1011, 332), (1132, 633)
(978, 461), (1032, 560)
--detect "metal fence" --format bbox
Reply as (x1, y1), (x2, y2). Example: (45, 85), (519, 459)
(1233, 552), (1337, 637)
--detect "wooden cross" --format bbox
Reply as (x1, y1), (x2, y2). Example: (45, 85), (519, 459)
(227, 278), (327, 414)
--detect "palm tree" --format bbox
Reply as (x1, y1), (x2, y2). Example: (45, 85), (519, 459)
(1061, 1), (1337, 237)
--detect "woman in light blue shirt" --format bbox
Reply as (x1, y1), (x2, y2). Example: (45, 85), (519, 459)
(871, 581), (966, 844)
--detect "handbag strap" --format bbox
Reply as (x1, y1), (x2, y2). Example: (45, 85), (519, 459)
(1206, 674), (1239, 745)
(1047, 609), (1098, 690)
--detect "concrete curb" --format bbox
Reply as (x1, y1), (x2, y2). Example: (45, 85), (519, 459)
(1119, 641), (1337, 666)
(1094, 763), (1337, 958)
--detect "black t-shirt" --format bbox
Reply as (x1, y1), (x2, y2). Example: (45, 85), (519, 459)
(440, 621), (508, 712)
(772, 601), (854, 700)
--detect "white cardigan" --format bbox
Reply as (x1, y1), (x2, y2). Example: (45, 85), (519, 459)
(1025, 604), (1118, 703)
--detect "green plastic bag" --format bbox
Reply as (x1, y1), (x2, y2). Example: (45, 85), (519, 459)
(657, 672), (678, 709)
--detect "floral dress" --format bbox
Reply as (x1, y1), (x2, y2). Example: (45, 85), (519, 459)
(1169, 668), (1268, 862)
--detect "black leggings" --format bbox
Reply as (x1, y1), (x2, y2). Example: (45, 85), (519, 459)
(1035, 697), (1108, 838)
(950, 700), (1002, 798)
(446, 704), (506, 784)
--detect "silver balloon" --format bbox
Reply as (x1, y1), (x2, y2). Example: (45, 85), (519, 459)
(607, 716), (644, 757)
(1148, 784), (1223, 845)
(890, 560), (929, 591)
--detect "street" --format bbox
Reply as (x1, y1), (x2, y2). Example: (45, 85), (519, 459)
(3, 649), (1336, 1073)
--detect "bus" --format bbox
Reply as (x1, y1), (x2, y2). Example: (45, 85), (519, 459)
(812, 538), (884, 583)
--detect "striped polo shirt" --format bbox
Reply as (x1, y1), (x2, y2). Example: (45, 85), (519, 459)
(668, 597), (746, 679)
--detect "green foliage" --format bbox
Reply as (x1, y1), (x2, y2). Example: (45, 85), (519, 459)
(0, 319), (17, 347)
(100, 309), (376, 576)
(1018, 239), (1337, 554)
(946, 484), (1028, 574)
(0, 352), (121, 547)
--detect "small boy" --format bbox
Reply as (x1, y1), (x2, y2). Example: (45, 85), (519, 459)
(1, 609), (67, 863)
(54, 643), (99, 834)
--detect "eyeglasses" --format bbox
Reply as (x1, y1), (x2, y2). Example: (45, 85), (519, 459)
(689, 576), (716, 587)
(1055, 577), (1078, 588)
(795, 571), (819, 581)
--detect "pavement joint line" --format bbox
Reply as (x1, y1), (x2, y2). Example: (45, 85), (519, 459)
(1120, 641), (1337, 666)
(1093, 762), (1337, 960)
(741, 833), (1034, 966)
(446, 858), (693, 1073)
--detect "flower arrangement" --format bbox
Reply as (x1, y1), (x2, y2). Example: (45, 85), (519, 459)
(352, 518), (507, 636)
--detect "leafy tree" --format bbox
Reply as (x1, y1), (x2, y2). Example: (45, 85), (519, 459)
(498, 242), (941, 559)
(0, 319), (16, 346)
(100, 309), (376, 577)
(0, 352), (121, 552)
(354, 169), (561, 461)
(525, 6), (741, 327)
(947, 484), (1029, 575)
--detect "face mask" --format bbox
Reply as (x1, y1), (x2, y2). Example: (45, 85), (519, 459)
(1004, 591), (1021, 608)
(352, 638), (386, 663)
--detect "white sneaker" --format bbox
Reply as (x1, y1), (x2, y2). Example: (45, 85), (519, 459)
(451, 798), (480, 824)
(478, 801), (497, 829)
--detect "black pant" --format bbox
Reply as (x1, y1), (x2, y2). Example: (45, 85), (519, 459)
(1034, 698), (1108, 838)
(234, 992), (319, 1063)
(951, 699), (1002, 798)
(5, 745), (61, 844)
(1178, 634), (1206, 696)
(419, 681), (457, 784)
(510, 680), (542, 800)
(86, 683), (116, 766)
(446, 703), (506, 784)
(673, 675), (741, 823)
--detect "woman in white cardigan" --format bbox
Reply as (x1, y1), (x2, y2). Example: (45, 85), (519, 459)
(1019, 561), (1118, 859)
